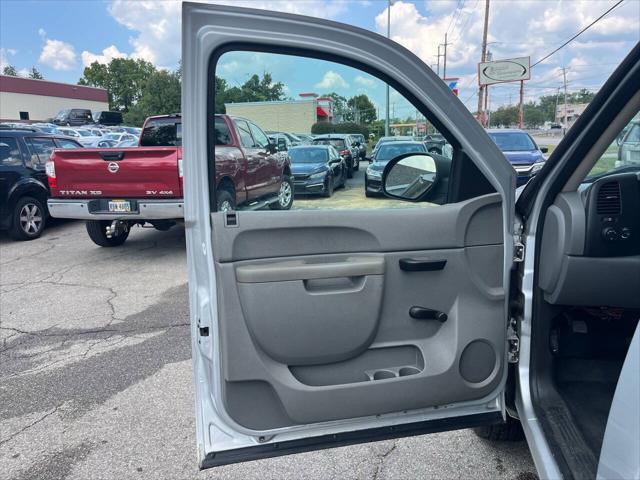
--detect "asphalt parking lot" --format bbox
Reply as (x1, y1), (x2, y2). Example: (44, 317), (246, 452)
(0, 168), (537, 479)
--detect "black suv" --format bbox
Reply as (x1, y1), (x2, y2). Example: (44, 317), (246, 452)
(311, 134), (360, 178)
(0, 128), (82, 240)
(52, 108), (93, 126)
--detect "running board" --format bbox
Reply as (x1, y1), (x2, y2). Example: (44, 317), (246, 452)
(242, 195), (279, 211)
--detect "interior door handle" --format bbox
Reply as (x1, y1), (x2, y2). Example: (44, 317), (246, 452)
(409, 307), (448, 322)
(399, 258), (447, 272)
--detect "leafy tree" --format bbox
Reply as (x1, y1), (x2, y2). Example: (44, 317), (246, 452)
(215, 73), (285, 113)
(346, 94), (377, 124)
(123, 70), (182, 126)
(2, 65), (18, 76)
(28, 67), (43, 79)
(79, 58), (156, 112)
(214, 76), (228, 114)
(490, 105), (519, 127)
(321, 92), (348, 120)
(522, 102), (544, 128)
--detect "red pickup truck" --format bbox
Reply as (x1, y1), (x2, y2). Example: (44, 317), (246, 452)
(47, 114), (293, 246)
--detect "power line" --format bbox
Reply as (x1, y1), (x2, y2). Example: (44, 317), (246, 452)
(531, 0), (625, 67)
(445, 0), (466, 37)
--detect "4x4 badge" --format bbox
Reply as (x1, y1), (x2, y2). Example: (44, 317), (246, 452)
(108, 162), (119, 173)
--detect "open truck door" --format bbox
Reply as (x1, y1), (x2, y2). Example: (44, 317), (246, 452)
(182, 2), (517, 468)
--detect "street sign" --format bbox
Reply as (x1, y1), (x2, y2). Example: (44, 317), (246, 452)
(478, 57), (530, 86)
(444, 77), (459, 96)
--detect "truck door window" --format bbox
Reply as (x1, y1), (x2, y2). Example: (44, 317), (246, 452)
(233, 120), (256, 148)
(214, 117), (232, 145)
(0, 137), (23, 166)
(248, 122), (270, 149)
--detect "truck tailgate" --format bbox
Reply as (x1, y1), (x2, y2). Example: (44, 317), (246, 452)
(52, 147), (181, 198)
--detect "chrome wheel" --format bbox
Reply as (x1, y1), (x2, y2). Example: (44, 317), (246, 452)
(278, 180), (292, 207)
(19, 203), (43, 235)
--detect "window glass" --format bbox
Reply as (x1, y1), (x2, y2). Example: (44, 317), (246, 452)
(234, 120), (256, 148)
(140, 118), (181, 147)
(248, 122), (270, 149)
(56, 138), (82, 149)
(487, 132), (536, 152)
(25, 137), (56, 168)
(0, 137), (23, 166)
(586, 115), (640, 180)
(213, 50), (458, 211)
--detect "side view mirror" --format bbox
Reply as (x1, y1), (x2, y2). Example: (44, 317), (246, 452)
(268, 138), (277, 153)
(616, 135), (623, 146)
(382, 153), (438, 201)
(540, 146), (549, 154)
(277, 137), (287, 152)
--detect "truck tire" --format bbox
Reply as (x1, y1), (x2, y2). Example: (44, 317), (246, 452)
(8, 196), (47, 241)
(270, 175), (294, 210)
(474, 417), (524, 441)
(86, 220), (130, 247)
(216, 189), (236, 212)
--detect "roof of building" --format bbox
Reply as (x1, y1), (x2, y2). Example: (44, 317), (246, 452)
(0, 75), (108, 102)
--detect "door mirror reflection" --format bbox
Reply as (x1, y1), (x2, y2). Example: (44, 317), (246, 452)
(383, 154), (438, 201)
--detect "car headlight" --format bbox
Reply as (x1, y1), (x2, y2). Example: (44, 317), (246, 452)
(366, 166), (382, 178)
(531, 161), (545, 174)
(308, 171), (326, 180)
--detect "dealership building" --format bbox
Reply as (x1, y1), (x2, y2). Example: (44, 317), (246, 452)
(225, 93), (334, 133)
(0, 75), (109, 122)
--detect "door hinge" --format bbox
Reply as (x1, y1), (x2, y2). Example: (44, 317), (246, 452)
(513, 220), (525, 263)
(507, 319), (520, 364)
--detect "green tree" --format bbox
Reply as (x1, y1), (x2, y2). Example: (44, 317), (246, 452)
(214, 76), (228, 113)
(2, 65), (18, 76)
(321, 92), (348, 120)
(522, 102), (544, 128)
(123, 69), (182, 126)
(490, 105), (519, 127)
(28, 66), (43, 79)
(346, 94), (376, 124)
(224, 73), (285, 105)
(79, 58), (156, 112)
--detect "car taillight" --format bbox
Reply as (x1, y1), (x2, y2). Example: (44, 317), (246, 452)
(340, 149), (349, 156)
(45, 160), (56, 188)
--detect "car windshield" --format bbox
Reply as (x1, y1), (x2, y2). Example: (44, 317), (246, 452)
(314, 138), (345, 149)
(77, 130), (92, 137)
(104, 133), (121, 140)
(376, 143), (426, 162)
(289, 148), (328, 164)
(488, 132), (536, 152)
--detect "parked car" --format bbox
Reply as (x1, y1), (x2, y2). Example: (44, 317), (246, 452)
(616, 118), (639, 167)
(365, 141), (426, 196)
(266, 132), (295, 151)
(52, 108), (93, 126)
(350, 133), (368, 160)
(371, 135), (414, 157)
(292, 133), (315, 144)
(56, 127), (101, 147)
(423, 133), (446, 154)
(30, 123), (62, 134)
(486, 129), (547, 186)
(266, 131), (302, 147)
(290, 145), (346, 197)
(182, 6), (640, 480)
(0, 129), (82, 240)
(312, 134), (359, 178)
(47, 113), (292, 247)
(100, 132), (138, 145)
(92, 111), (123, 126)
(116, 138), (139, 148)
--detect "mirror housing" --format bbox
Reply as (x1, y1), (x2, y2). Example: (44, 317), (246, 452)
(382, 153), (438, 202)
(267, 138), (277, 154)
(540, 146), (549, 154)
(276, 137), (287, 152)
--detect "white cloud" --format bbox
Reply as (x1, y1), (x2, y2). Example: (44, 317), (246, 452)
(38, 38), (77, 71)
(355, 75), (376, 88)
(81, 45), (128, 67)
(106, 0), (349, 68)
(315, 70), (349, 89)
(17, 68), (30, 77)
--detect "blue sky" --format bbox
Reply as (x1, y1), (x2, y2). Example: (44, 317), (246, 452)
(1, 0), (639, 113)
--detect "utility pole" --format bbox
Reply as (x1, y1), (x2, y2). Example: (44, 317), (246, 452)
(385, 0), (392, 136)
(477, 0), (490, 126)
(436, 45), (443, 77)
(554, 87), (560, 124)
(562, 67), (568, 135)
(443, 33), (449, 80)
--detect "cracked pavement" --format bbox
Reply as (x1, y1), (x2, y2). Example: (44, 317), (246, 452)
(1, 219), (537, 479)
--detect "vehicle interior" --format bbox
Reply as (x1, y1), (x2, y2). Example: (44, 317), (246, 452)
(526, 81), (639, 478)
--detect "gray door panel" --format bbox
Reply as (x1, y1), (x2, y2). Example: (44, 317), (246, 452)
(213, 195), (504, 431)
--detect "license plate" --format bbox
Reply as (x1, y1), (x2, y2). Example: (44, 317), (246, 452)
(108, 200), (131, 213)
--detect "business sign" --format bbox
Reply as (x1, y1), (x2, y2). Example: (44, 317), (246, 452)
(444, 77), (459, 96)
(478, 57), (530, 86)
